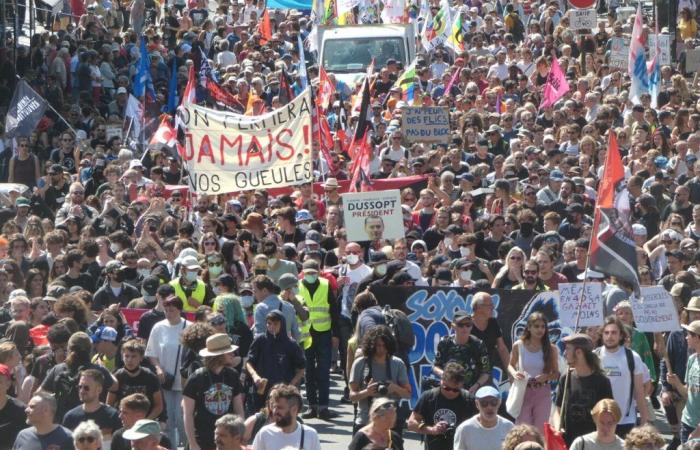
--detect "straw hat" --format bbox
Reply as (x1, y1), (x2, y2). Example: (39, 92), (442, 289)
(199, 333), (238, 357)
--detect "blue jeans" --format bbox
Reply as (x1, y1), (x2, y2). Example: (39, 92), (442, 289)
(163, 389), (185, 447)
(305, 329), (332, 408)
(681, 422), (696, 444)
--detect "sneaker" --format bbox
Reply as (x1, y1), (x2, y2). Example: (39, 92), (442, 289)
(301, 408), (318, 419)
(318, 408), (336, 420)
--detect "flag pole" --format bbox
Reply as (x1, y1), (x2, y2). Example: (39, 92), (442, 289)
(15, 76), (78, 135)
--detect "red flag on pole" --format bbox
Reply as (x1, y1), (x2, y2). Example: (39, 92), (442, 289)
(589, 131), (640, 295)
(316, 66), (336, 112)
(259, 10), (273, 45)
(150, 116), (176, 147)
(544, 423), (568, 450)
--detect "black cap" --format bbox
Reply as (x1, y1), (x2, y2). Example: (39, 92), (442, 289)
(392, 271), (414, 284)
(142, 276), (160, 295)
(445, 224), (464, 235)
(369, 251), (389, 265)
(435, 268), (452, 282)
(565, 203), (584, 214)
(215, 274), (236, 290)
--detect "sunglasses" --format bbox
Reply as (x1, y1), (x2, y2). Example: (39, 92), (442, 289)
(478, 398), (499, 407)
(204, 241), (217, 246)
(77, 436), (96, 443)
(456, 321), (473, 328)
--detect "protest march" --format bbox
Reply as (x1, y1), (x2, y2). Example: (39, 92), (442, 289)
(2, 0), (700, 448)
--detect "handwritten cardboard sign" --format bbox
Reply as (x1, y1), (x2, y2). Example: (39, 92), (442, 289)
(558, 282), (604, 328)
(402, 107), (450, 143)
(569, 8), (597, 30)
(648, 34), (671, 66)
(610, 37), (630, 70)
(630, 286), (681, 333)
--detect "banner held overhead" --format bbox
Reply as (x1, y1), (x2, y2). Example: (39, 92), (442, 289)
(180, 88), (314, 194)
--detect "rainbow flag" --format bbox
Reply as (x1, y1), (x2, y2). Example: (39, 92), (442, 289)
(392, 58), (417, 104)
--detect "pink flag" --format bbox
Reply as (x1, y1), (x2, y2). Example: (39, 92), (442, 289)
(539, 57), (570, 109)
(445, 67), (461, 96)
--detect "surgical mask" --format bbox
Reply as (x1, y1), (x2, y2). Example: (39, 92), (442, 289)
(346, 254), (359, 265)
(268, 258), (277, 267)
(240, 295), (254, 308)
(304, 274), (318, 284)
(143, 294), (156, 304)
(110, 243), (120, 254)
(208, 265), (223, 277)
(460, 247), (470, 257)
(444, 237), (453, 247)
(460, 270), (472, 281)
(138, 269), (151, 278)
(213, 286), (221, 296)
(185, 271), (198, 282)
(376, 264), (387, 276)
(299, 224), (310, 233)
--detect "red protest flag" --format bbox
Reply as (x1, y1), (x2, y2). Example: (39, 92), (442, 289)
(589, 131), (640, 294)
(544, 423), (568, 450)
(259, 10), (273, 45)
(316, 66), (336, 112)
(150, 116), (176, 147)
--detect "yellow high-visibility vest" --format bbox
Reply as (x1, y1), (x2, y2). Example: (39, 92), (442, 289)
(169, 278), (206, 312)
(298, 278), (331, 333)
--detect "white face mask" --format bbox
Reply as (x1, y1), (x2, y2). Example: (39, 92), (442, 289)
(213, 286), (221, 296)
(110, 243), (120, 254)
(137, 269), (151, 278)
(460, 270), (472, 281)
(268, 258), (277, 267)
(299, 224), (310, 233)
(444, 237), (453, 248)
(346, 254), (359, 265)
(460, 247), (470, 257)
(240, 295), (254, 308)
(376, 264), (387, 276)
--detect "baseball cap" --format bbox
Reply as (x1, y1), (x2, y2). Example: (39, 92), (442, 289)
(91, 325), (118, 343)
(632, 224), (647, 237)
(141, 276), (160, 296)
(549, 169), (564, 181)
(116, 87), (127, 95)
(15, 197), (30, 208)
(122, 419), (162, 440)
(453, 310), (472, 323)
(277, 273), (298, 291)
(475, 385), (500, 399)
(562, 333), (593, 351)
(302, 259), (319, 273)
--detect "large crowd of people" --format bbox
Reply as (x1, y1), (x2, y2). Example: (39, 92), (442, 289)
(1, 0), (700, 449)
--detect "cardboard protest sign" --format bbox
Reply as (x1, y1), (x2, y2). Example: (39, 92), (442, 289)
(402, 107), (450, 143)
(649, 34), (671, 65)
(179, 88), (313, 194)
(342, 190), (404, 242)
(558, 282), (604, 328)
(569, 8), (596, 30)
(686, 49), (700, 73)
(630, 286), (681, 332)
(610, 37), (630, 69)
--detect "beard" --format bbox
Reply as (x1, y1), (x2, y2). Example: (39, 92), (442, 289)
(275, 413), (293, 428)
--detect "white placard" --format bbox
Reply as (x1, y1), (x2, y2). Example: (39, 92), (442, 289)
(630, 286), (681, 332)
(342, 190), (405, 242)
(649, 34), (671, 66)
(558, 282), (604, 328)
(686, 49), (700, 73)
(569, 8), (597, 30)
(105, 125), (123, 141)
(610, 37), (630, 69)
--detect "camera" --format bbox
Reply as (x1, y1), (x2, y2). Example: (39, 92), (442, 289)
(445, 424), (456, 434)
(377, 383), (389, 396)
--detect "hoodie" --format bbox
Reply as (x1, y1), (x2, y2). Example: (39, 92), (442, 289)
(246, 310), (306, 387)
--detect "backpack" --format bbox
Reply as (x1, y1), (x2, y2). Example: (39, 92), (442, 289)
(509, 13), (525, 42)
(54, 365), (84, 405)
(594, 347), (635, 416)
(381, 305), (415, 351)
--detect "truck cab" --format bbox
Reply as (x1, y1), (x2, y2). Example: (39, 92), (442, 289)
(319, 24), (416, 88)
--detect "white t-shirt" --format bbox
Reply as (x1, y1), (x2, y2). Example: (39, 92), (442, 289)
(145, 318), (190, 391)
(454, 415), (514, 450)
(597, 346), (644, 425)
(252, 422), (321, 450)
(340, 264), (372, 318)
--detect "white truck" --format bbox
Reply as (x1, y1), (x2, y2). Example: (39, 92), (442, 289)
(318, 24), (416, 87)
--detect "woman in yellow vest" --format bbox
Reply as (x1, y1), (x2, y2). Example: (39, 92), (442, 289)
(169, 255), (215, 313)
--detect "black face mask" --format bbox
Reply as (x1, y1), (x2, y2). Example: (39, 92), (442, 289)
(162, 226), (177, 238)
(254, 269), (267, 276)
(113, 272), (125, 283)
(520, 222), (534, 237)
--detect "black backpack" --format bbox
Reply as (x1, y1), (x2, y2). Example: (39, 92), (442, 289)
(54, 365), (84, 405)
(594, 347), (636, 416)
(382, 305), (415, 352)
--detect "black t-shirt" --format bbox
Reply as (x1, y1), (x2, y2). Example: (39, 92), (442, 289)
(414, 387), (477, 450)
(182, 367), (243, 448)
(41, 362), (114, 422)
(348, 430), (403, 450)
(471, 318), (505, 369)
(62, 403), (122, 435)
(0, 397), (26, 449)
(111, 427), (172, 450)
(113, 367), (160, 406)
(55, 272), (95, 292)
(555, 371), (613, 446)
(560, 262), (583, 282)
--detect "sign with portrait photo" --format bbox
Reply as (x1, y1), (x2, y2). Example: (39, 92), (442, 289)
(342, 190), (404, 242)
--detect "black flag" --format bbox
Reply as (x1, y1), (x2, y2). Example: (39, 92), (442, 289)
(5, 80), (49, 138)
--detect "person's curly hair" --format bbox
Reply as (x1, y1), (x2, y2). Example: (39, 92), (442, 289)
(181, 322), (216, 352)
(503, 424), (545, 450)
(54, 294), (90, 329)
(360, 325), (396, 358)
(623, 425), (665, 450)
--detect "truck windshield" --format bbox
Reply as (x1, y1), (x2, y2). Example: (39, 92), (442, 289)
(323, 37), (405, 73)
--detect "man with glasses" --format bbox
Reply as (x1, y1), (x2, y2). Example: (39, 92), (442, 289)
(453, 385), (513, 450)
(408, 362), (476, 450)
(380, 131), (408, 163)
(433, 311), (490, 394)
(62, 368), (122, 436)
(50, 132), (78, 173)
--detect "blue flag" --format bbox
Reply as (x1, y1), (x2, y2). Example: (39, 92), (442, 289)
(133, 36), (156, 101)
(164, 58), (178, 114)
